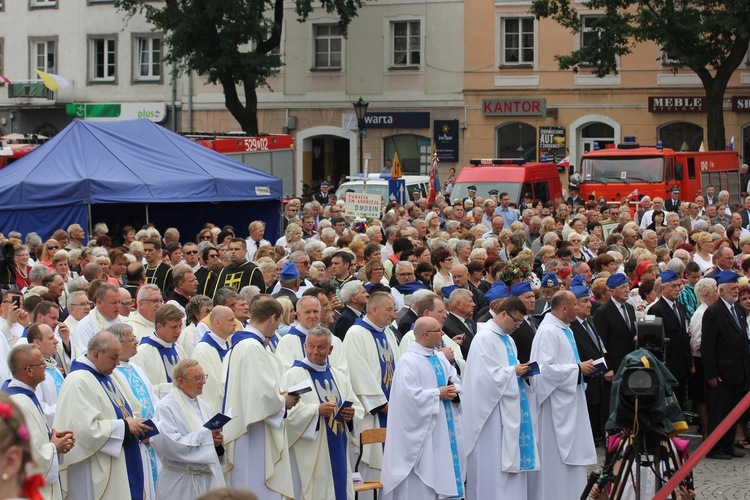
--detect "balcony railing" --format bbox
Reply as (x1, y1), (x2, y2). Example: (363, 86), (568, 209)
(3, 80), (75, 104)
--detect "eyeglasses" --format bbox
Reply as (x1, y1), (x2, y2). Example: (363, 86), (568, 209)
(25, 362), (46, 369)
(120, 300), (134, 306)
(121, 337), (137, 344)
(141, 299), (164, 304)
(200, 235), (212, 240)
(182, 374), (209, 382)
(293, 261), (311, 266)
(47, 245), (60, 250)
(397, 272), (414, 277)
(71, 301), (92, 307)
(184, 250), (199, 255)
(207, 254), (219, 259)
(509, 315), (525, 325)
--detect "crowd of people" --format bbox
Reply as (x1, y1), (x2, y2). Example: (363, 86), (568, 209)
(3, 172), (750, 499)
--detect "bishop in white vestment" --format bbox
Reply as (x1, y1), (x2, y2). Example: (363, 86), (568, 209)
(462, 297), (538, 499)
(382, 317), (464, 500)
(152, 360), (226, 499)
(528, 291), (597, 500)
(132, 304), (187, 398)
(72, 285), (122, 357)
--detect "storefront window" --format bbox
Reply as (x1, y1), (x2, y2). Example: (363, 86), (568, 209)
(383, 134), (430, 174)
(658, 122), (703, 151)
(580, 122), (615, 154)
(496, 122), (536, 161)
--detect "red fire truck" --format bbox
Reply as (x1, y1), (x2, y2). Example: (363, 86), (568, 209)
(184, 132), (295, 195)
(576, 139), (741, 206)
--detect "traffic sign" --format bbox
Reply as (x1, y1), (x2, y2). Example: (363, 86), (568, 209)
(388, 179), (406, 205)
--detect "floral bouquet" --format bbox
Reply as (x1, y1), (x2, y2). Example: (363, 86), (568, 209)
(498, 261), (532, 286)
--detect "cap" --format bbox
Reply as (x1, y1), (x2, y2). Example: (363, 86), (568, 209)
(467, 185), (477, 192)
(412, 188), (422, 195)
(541, 273), (560, 289)
(483, 281), (509, 304)
(558, 266), (572, 279)
(279, 261), (300, 280)
(716, 270), (740, 285)
(569, 185), (579, 192)
(570, 274), (586, 288)
(671, 187), (680, 193)
(441, 284), (462, 299)
(524, 192), (532, 199)
(660, 269), (680, 284)
(488, 189), (499, 196)
(571, 285), (590, 299)
(606, 273), (629, 289)
(320, 181), (329, 187)
(509, 282), (532, 297)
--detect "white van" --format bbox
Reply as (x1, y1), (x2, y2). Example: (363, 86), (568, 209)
(335, 174), (431, 204)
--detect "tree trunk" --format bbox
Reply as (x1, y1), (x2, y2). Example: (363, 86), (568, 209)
(218, 73), (259, 135)
(704, 80), (726, 152)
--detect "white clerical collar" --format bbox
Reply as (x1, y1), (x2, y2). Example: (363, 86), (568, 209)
(489, 310), (497, 318)
(44, 357), (58, 369)
(191, 263), (201, 273)
(148, 333), (173, 347)
(118, 360), (132, 368)
(362, 315), (385, 332)
(301, 357), (327, 372)
(294, 324), (310, 335)
(79, 355), (102, 374)
(545, 313), (570, 329)
(207, 330), (229, 349)
(486, 318), (511, 336)
(408, 342), (437, 356)
(7, 378), (35, 392)
(243, 325), (266, 341)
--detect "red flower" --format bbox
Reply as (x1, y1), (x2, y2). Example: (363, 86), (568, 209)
(22, 474), (46, 500)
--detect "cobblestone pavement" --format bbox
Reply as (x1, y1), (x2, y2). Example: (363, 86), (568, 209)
(589, 428), (750, 499)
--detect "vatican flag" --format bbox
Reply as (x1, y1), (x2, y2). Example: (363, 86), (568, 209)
(34, 69), (70, 91)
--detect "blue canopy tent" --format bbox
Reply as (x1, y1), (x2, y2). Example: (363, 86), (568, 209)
(0, 119), (283, 243)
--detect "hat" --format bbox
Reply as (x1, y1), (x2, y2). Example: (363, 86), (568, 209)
(671, 187), (680, 193)
(441, 285), (462, 299)
(569, 185), (579, 192)
(320, 181), (329, 187)
(412, 188), (422, 195)
(635, 261), (653, 277)
(606, 273), (629, 289)
(570, 285), (590, 299)
(279, 261), (300, 280)
(488, 189), (499, 196)
(396, 281), (427, 296)
(509, 282), (532, 297)
(541, 272), (560, 289)
(483, 281), (509, 303)
(524, 192), (533, 199)
(467, 185), (477, 192)
(570, 274), (586, 288)
(660, 269), (680, 284)
(716, 270), (740, 285)
(558, 266), (572, 279)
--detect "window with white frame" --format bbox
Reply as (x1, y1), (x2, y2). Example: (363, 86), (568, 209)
(32, 39), (56, 73)
(502, 17), (534, 65)
(313, 24), (342, 70)
(392, 20), (421, 67)
(135, 36), (161, 81)
(30, 0), (56, 7)
(90, 37), (116, 82)
(580, 15), (604, 66)
(251, 25), (283, 71)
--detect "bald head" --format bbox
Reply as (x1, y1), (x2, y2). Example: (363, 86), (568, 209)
(414, 316), (442, 349)
(209, 305), (236, 339)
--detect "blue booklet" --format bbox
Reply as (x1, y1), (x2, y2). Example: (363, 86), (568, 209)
(204, 412), (233, 430)
(525, 361), (540, 377)
(333, 401), (354, 421)
(139, 419), (159, 440)
(589, 357), (608, 377)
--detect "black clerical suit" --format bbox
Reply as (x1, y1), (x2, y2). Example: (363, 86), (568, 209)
(209, 260), (265, 299)
(397, 308), (418, 338)
(701, 298), (750, 455)
(648, 297), (692, 406)
(511, 316), (536, 364)
(570, 317), (606, 440)
(443, 312), (475, 360)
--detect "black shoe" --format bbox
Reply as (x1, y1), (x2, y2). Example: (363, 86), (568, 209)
(707, 451), (732, 460)
(726, 448), (745, 458)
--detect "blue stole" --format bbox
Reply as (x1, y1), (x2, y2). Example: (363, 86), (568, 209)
(222, 330), (265, 413)
(287, 327), (307, 351)
(352, 318), (395, 429)
(198, 332), (229, 361)
(562, 327), (584, 385)
(426, 355), (464, 498)
(268, 334), (280, 352)
(292, 360), (348, 500)
(139, 336), (180, 383)
(2, 382), (50, 438)
(70, 360), (144, 500)
(116, 364), (158, 488)
(46, 366), (64, 395)
(496, 334), (537, 471)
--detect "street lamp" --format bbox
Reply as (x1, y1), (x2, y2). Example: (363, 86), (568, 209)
(353, 97), (369, 173)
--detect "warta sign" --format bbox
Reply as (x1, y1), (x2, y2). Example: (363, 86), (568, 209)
(482, 98), (546, 116)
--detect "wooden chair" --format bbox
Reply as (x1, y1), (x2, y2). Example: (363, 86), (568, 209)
(354, 427), (386, 499)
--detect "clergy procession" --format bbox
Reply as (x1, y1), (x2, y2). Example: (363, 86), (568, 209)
(9, 176), (750, 499)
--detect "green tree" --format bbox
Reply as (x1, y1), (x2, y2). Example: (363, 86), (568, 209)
(530, 0), (750, 150)
(116, 0), (364, 135)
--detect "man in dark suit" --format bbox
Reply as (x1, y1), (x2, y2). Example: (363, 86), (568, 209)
(271, 261), (300, 308)
(333, 279), (367, 341)
(442, 286), (476, 359)
(738, 195), (750, 229)
(313, 181), (331, 206)
(570, 282), (606, 442)
(678, 203), (700, 232)
(475, 281), (509, 323)
(397, 303), (418, 338)
(451, 264), (486, 321)
(533, 272), (559, 320)
(647, 270), (692, 407)
(701, 271), (750, 459)
(705, 247), (736, 280)
(566, 185), (584, 207)
(509, 282), (537, 363)
(664, 187), (683, 213)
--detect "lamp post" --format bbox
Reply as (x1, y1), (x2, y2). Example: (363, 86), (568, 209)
(353, 97), (369, 174)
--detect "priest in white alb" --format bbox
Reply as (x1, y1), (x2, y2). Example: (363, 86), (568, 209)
(342, 291), (400, 486)
(528, 291), (597, 500)
(132, 303), (187, 398)
(222, 297), (300, 499)
(72, 284), (122, 357)
(381, 317), (464, 499)
(189, 305), (234, 414)
(53, 331), (153, 500)
(27, 323), (64, 427)
(151, 359), (226, 499)
(462, 296), (538, 499)
(280, 326), (363, 500)
(276, 295), (348, 373)
(125, 284), (162, 341)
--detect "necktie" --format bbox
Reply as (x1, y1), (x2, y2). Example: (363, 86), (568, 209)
(583, 319), (599, 349)
(731, 305), (741, 330)
(672, 302), (681, 323)
(464, 319), (474, 335)
(621, 303), (631, 331)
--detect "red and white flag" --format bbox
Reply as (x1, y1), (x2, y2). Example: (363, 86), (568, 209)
(627, 188), (639, 199)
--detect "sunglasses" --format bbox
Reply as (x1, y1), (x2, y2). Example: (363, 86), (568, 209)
(47, 245), (60, 250)
(200, 235), (212, 240)
(184, 250), (199, 255)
